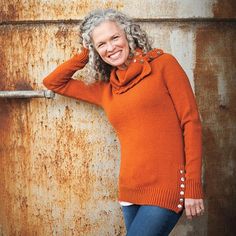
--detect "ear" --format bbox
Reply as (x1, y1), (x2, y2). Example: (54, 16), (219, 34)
(82, 39), (89, 49)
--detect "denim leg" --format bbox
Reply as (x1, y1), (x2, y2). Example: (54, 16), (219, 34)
(126, 205), (183, 236)
(122, 205), (140, 231)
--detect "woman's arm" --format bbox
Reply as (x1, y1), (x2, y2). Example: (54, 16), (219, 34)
(43, 48), (105, 107)
(162, 53), (204, 219)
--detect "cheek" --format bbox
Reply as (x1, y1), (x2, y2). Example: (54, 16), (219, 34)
(96, 48), (105, 58)
(124, 44), (130, 57)
(96, 49), (109, 64)
(124, 40), (129, 53)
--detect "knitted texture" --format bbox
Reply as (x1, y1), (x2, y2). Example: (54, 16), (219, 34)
(43, 48), (203, 213)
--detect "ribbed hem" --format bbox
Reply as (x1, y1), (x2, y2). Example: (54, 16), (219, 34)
(118, 185), (184, 213)
(184, 179), (204, 199)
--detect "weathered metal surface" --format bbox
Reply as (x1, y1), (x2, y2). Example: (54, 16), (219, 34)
(0, 90), (55, 98)
(142, 22), (198, 91)
(0, 24), (124, 235)
(0, 99), (123, 235)
(195, 23), (236, 236)
(0, 1), (236, 236)
(213, 0), (236, 18)
(0, 0), (235, 22)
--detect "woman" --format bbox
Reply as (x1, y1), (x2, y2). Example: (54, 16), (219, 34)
(43, 9), (204, 236)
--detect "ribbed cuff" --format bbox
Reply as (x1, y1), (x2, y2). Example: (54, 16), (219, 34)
(185, 179), (204, 199)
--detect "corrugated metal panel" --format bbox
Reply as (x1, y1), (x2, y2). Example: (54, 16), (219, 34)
(0, 0), (235, 22)
(0, 0), (235, 235)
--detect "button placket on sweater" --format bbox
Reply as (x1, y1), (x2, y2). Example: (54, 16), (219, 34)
(178, 169), (185, 209)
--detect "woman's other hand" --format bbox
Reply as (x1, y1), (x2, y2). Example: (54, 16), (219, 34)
(184, 198), (204, 220)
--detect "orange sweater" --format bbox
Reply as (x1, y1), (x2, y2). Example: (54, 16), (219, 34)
(43, 48), (203, 213)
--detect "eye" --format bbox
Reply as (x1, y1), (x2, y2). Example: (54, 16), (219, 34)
(97, 43), (105, 48)
(113, 35), (120, 40)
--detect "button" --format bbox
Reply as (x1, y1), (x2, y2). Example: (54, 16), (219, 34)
(180, 170), (184, 174)
(179, 198), (184, 202)
(180, 177), (185, 181)
(180, 191), (184, 195)
(180, 184), (185, 188)
(157, 51), (162, 55)
(177, 204), (182, 208)
(133, 59), (137, 63)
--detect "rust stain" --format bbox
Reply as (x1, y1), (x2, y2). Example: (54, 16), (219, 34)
(0, 99), (31, 235)
(0, 3), (19, 21)
(0, 25), (36, 232)
(103, 0), (125, 10)
(52, 105), (97, 203)
(0, 44), (7, 90)
(0, 26), (34, 90)
(14, 81), (33, 90)
(0, 101), (11, 144)
(55, 26), (70, 50)
(0, 0), (125, 21)
(75, 0), (93, 14)
(55, 27), (69, 40)
(213, 0), (236, 18)
(6, 4), (19, 20)
(195, 23), (236, 236)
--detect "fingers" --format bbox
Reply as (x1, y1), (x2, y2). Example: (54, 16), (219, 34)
(185, 204), (192, 220)
(199, 199), (205, 215)
(185, 198), (204, 220)
(195, 204), (202, 216)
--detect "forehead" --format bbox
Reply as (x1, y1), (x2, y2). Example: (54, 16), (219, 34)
(91, 20), (124, 43)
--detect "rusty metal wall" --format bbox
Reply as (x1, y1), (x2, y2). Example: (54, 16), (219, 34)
(1, 0), (236, 21)
(0, 1), (236, 235)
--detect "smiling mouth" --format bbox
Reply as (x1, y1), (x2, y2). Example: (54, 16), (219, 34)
(109, 51), (121, 60)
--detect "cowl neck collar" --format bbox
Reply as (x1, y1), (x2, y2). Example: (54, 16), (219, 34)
(110, 48), (163, 94)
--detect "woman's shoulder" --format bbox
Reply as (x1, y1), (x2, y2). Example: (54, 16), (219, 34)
(148, 49), (179, 66)
(145, 48), (164, 60)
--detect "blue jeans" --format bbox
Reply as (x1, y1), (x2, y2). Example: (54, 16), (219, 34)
(122, 204), (183, 236)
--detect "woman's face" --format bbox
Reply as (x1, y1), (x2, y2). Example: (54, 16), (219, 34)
(91, 20), (130, 68)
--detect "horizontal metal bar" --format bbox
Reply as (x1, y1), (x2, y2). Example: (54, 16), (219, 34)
(0, 90), (55, 99)
(0, 17), (236, 26)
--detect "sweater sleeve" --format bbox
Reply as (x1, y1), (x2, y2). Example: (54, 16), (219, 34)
(162, 53), (203, 199)
(43, 48), (105, 107)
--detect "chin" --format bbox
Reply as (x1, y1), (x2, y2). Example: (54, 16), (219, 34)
(109, 59), (126, 67)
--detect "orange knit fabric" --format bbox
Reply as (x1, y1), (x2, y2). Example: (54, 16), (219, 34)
(43, 48), (203, 213)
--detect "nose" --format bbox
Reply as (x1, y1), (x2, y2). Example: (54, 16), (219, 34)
(107, 42), (115, 52)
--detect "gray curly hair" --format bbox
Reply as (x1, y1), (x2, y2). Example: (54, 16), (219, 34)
(79, 9), (152, 82)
